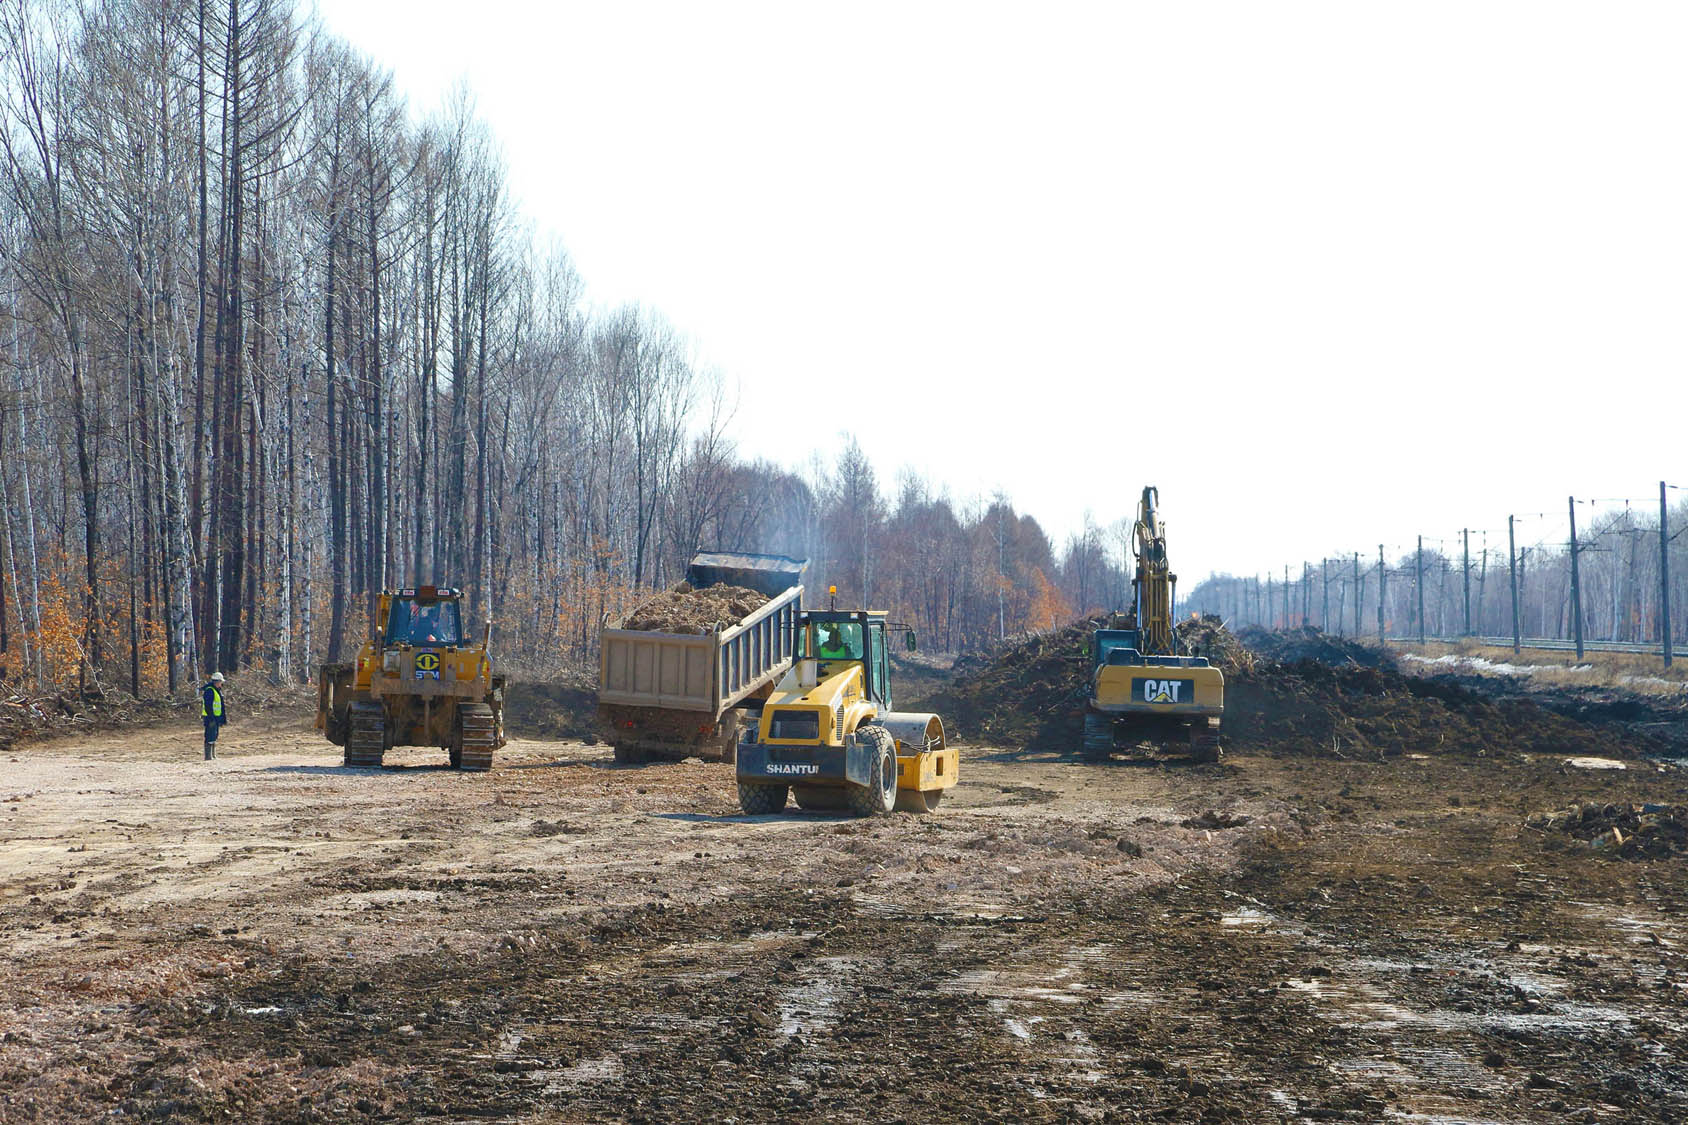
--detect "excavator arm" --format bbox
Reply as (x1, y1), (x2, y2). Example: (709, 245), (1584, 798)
(1132, 486), (1177, 656)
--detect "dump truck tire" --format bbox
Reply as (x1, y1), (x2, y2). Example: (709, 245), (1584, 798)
(738, 781), (788, 815)
(847, 726), (898, 817)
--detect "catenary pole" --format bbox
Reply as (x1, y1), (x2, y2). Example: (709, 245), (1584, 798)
(1568, 496), (1584, 660)
(1508, 515), (1520, 655)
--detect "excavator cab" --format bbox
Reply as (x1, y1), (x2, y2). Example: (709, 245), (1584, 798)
(1090, 628), (1142, 670)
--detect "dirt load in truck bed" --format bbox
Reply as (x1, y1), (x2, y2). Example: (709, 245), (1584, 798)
(619, 582), (769, 634)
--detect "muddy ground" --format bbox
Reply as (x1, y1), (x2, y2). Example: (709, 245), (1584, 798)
(3, 651), (1686, 1122)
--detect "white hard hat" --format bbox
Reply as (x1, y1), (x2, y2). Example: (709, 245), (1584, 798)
(211, 672), (225, 683)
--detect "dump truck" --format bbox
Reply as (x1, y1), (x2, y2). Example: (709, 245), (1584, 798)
(317, 585), (507, 770)
(734, 593), (958, 816)
(1083, 487), (1225, 762)
(598, 552), (807, 764)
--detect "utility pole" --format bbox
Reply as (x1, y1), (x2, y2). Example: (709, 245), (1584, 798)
(1416, 535), (1425, 644)
(1568, 496), (1584, 661)
(1462, 528), (1471, 637)
(1322, 558), (1330, 633)
(1352, 552), (1361, 637)
(1663, 481), (1673, 669)
(1377, 545), (1387, 643)
(1508, 515), (1520, 655)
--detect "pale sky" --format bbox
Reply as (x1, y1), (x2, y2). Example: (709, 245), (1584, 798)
(315, 1), (1687, 581)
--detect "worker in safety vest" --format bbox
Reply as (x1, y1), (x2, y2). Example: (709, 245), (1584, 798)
(201, 672), (227, 761)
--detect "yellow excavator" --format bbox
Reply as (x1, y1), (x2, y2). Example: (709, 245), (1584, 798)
(317, 586), (506, 770)
(734, 589), (957, 815)
(1084, 487), (1224, 762)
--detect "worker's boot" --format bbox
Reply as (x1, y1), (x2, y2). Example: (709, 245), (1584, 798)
(204, 739), (215, 761)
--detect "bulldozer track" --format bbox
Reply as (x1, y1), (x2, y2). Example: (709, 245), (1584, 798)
(455, 703), (498, 772)
(344, 701), (386, 769)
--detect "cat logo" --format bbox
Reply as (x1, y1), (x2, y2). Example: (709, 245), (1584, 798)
(1139, 678), (1188, 704)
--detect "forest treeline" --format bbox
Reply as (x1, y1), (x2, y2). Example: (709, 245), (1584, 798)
(1184, 494), (1688, 650)
(0, 0), (1133, 697)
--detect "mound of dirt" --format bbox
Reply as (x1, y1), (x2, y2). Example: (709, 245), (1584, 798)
(620, 582), (768, 634)
(0, 684), (209, 750)
(925, 619), (1098, 747)
(1177, 614), (1256, 676)
(1224, 660), (1664, 761)
(502, 669), (601, 743)
(1238, 626), (1391, 669)
(1527, 802), (1688, 860)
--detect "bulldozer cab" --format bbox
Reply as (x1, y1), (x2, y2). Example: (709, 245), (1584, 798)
(800, 611), (893, 710)
(383, 587), (466, 648)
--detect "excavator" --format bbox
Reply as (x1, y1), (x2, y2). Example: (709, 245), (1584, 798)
(317, 586), (506, 770)
(734, 587), (957, 816)
(1083, 487), (1224, 762)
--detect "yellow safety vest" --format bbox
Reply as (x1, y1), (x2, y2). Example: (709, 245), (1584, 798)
(201, 686), (223, 719)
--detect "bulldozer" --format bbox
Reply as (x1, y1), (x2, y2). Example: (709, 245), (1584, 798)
(317, 585), (507, 771)
(734, 589), (957, 816)
(1084, 487), (1225, 762)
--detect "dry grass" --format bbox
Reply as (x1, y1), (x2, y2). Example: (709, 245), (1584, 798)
(1395, 639), (1688, 694)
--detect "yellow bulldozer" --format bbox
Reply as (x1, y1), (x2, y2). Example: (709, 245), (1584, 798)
(734, 590), (957, 815)
(1084, 487), (1225, 762)
(317, 585), (507, 771)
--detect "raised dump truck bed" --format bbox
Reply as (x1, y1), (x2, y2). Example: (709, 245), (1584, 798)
(598, 552), (807, 763)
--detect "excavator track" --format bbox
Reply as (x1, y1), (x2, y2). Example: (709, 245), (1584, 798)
(1189, 719), (1222, 763)
(344, 701), (387, 768)
(1081, 711), (1115, 760)
(455, 703), (498, 771)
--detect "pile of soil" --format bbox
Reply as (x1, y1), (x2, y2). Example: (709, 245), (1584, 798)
(1224, 654), (1664, 761)
(0, 682), (234, 751)
(1527, 801), (1688, 859)
(0, 690), (77, 750)
(1237, 625), (1390, 669)
(620, 582), (768, 634)
(925, 618), (1098, 747)
(502, 669), (601, 742)
(1176, 614), (1255, 676)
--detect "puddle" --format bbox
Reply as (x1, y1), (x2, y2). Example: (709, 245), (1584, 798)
(776, 956), (859, 1038)
(1220, 907), (1273, 927)
(538, 1052), (623, 1091)
(1002, 1014), (1040, 1040)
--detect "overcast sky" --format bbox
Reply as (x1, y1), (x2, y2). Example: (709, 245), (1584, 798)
(315, 0), (1686, 581)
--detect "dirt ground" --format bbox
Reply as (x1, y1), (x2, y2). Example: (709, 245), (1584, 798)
(3, 674), (1687, 1121)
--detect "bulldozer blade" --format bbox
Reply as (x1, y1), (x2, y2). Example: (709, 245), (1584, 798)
(894, 788), (943, 814)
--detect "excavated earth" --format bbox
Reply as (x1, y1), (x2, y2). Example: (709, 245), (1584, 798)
(618, 583), (769, 634)
(2, 625), (1687, 1122)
